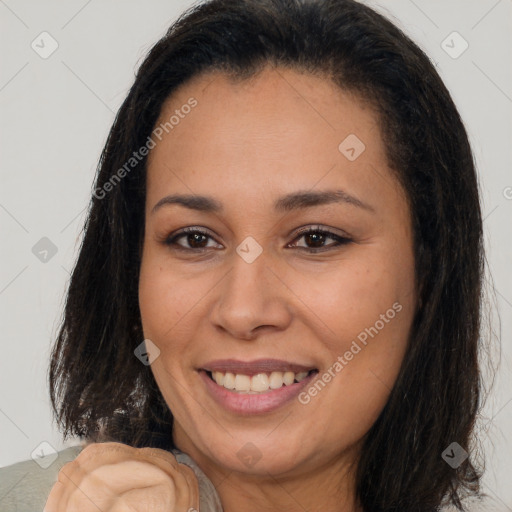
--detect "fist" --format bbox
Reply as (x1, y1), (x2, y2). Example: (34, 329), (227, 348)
(44, 442), (200, 512)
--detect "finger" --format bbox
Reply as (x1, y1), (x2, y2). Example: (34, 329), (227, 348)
(48, 442), (198, 511)
(76, 442), (137, 468)
(50, 452), (133, 512)
(53, 459), (109, 512)
(44, 480), (66, 512)
(45, 460), (83, 512)
(75, 443), (179, 479)
(62, 444), (182, 507)
(68, 442), (147, 487)
(129, 447), (200, 511)
(134, 446), (182, 474)
(133, 450), (200, 511)
(75, 443), (179, 474)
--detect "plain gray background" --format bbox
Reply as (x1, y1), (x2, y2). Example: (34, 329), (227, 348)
(1, 0), (511, 508)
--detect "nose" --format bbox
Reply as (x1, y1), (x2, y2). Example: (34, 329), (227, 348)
(209, 248), (293, 340)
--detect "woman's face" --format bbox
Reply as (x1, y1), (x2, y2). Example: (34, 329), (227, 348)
(139, 67), (417, 477)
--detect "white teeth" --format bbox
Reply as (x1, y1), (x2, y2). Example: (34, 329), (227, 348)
(234, 374), (251, 392)
(251, 373), (270, 392)
(283, 371), (295, 385)
(223, 372), (235, 389)
(269, 371), (284, 389)
(209, 369), (312, 393)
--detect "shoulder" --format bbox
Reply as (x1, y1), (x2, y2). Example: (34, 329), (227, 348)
(0, 444), (83, 512)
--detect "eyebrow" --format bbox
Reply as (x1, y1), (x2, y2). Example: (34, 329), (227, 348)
(151, 189), (375, 214)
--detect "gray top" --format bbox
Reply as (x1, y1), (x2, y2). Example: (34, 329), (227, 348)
(0, 444), (223, 512)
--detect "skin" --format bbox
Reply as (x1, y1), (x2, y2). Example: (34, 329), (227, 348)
(45, 442), (199, 511)
(47, 67), (417, 512)
(139, 67), (417, 511)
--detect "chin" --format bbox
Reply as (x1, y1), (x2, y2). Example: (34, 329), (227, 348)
(204, 435), (313, 476)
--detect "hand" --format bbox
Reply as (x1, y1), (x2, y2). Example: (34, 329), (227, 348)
(44, 442), (200, 512)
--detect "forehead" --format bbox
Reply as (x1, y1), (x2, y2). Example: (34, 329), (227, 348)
(145, 67), (398, 214)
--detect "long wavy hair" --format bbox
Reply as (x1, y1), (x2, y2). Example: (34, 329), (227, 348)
(49, 0), (487, 510)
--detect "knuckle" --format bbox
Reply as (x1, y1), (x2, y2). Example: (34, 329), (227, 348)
(159, 471), (178, 491)
(77, 441), (132, 464)
(56, 460), (79, 484)
(138, 446), (177, 462)
(136, 447), (180, 472)
(150, 484), (178, 507)
(75, 442), (103, 462)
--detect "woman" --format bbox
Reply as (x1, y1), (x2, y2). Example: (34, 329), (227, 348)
(7, 0), (488, 510)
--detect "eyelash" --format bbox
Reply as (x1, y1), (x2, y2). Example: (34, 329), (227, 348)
(163, 225), (352, 253)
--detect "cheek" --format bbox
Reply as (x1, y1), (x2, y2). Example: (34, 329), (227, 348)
(295, 252), (412, 345)
(138, 250), (187, 348)
(293, 247), (414, 399)
(292, 268), (413, 445)
(138, 249), (218, 361)
(139, 262), (169, 338)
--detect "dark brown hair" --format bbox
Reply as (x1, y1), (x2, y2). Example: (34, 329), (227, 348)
(49, 1), (486, 510)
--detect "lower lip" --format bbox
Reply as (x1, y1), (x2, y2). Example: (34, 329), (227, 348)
(199, 370), (317, 415)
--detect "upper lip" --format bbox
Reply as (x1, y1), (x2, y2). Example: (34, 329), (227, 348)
(199, 359), (318, 377)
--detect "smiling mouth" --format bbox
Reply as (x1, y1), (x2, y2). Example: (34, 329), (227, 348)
(204, 369), (318, 393)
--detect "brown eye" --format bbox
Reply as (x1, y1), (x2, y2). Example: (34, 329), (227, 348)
(289, 227), (352, 252)
(304, 231), (327, 248)
(185, 232), (208, 248)
(165, 227), (221, 251)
